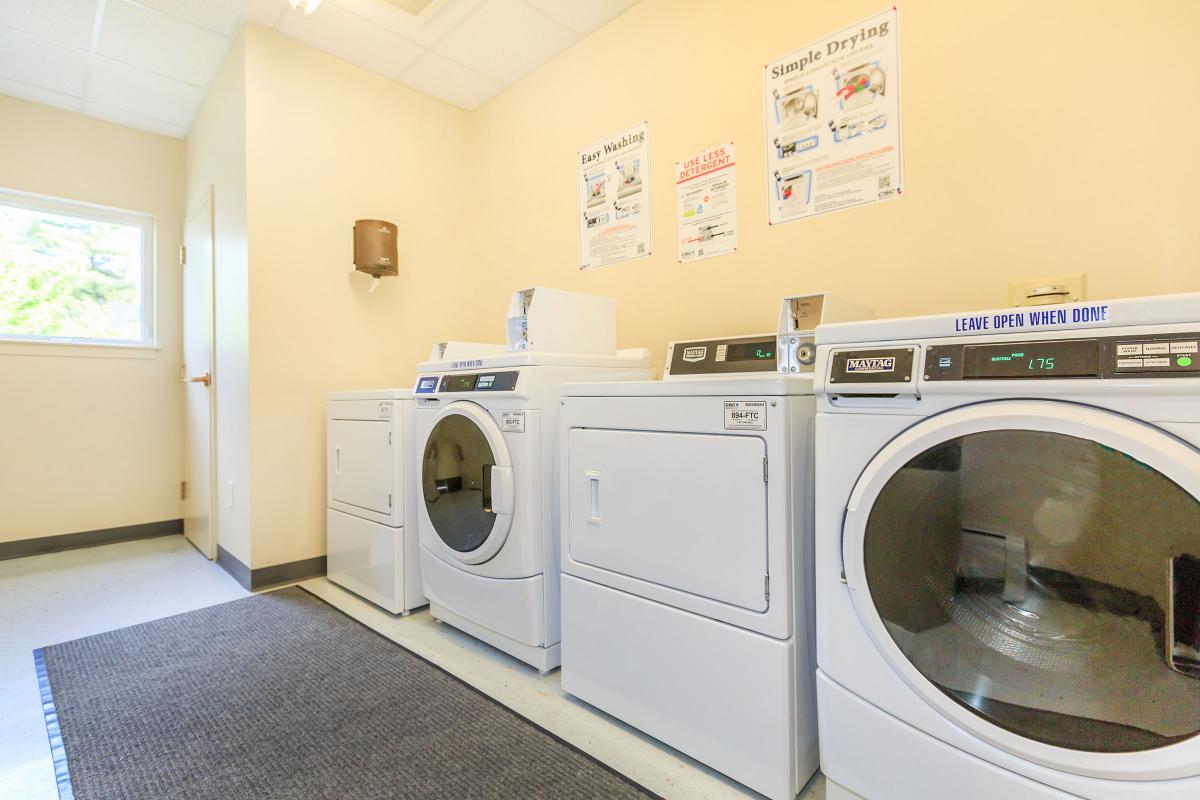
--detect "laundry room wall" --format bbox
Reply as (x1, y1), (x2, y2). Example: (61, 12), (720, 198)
(0, 96), (186, 545)
(186, 35), (253, 568)
(462, 0), (1200, 371)
(239, 25), (481, 571)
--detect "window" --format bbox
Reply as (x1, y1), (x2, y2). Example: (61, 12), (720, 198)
(0, 188), (155, 347)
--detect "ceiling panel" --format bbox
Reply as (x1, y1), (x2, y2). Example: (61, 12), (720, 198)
(88, 55), (206, 126)
(0, 76), (84, 114)
(523, 0), (636, 34)
(400, 51), (501, 110)
(0, 27), (90, 97)
(96, 0), (230, 86)
(434, 0), (573, 85)
(278, 1), (423, 78)
(0, 0), (642, 137)
(0, 0), (98, 50)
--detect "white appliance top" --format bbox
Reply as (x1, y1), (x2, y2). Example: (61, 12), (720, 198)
(328, 388), (413, 401)
(817, 293), (1200, 346)
(418, 347), (652, 373)
(561, 374), (814, 397)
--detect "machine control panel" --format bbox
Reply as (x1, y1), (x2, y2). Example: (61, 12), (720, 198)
(666, 334), (778, 376)
(827, 347), (916, 385)
(415, 371), (520, 393)
(924, 334), (1200, 380)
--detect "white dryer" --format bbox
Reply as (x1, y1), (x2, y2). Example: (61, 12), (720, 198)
(558, 294), (871, 800)
(814, 294), (1200, 800)
(326, 389), (422, 615)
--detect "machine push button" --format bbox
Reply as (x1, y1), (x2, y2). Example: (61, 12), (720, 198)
(1143, 342), (1171, 355)
(1116, 343), (1143, 356)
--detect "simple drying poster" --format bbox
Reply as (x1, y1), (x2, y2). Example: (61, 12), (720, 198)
(675, 143), (739, 264)
(764, 8), (902, 225)
(578, 122), (651, 270)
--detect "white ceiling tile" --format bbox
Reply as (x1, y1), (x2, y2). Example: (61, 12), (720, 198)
(88, 55), (206, 126)
(83, 99), (188, 138)
(330, 0), (483, 47)
(96, 0), (230, 86)
(277, 1), (423, 77)
(434, 0), (573, 85)
(400, 52), (501, 110)
(0, 76), (84, 114)
(522, 0), (636, 34)
(128, 0), (247, 37)
(0, 0), (98, 50)
(0, 28), (89, 97)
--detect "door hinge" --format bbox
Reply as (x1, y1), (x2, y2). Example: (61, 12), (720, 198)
(388, 493), (393, 508)
(388, 431), (392, 445)
(179, 245), (187, 266)
(764, 574), (770, 601)
(762, 456), (769, 483)
(180, 480), (188, 500)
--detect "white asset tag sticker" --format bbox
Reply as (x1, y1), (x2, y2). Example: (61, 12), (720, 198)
(502, 411), (526, 433)
(723, 401), (767, 431)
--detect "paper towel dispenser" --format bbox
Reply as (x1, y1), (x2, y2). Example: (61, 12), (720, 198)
(353, 219), (398, 279)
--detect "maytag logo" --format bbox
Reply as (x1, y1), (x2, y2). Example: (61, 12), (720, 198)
(682, 346), (707, 363)
(846, 356), (896, 374)
(451, 359), (483, 369)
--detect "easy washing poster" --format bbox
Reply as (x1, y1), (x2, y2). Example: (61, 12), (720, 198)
(578, 122), (652, 271)
(764, 8), (902, 225)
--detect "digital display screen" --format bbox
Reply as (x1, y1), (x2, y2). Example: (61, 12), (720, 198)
(442, 374), (477, 392)
(477, 375), (495, 389)
(963, 340), (1099, 379)
(416, 376), (439, 393)
(725, 340), (776, 362)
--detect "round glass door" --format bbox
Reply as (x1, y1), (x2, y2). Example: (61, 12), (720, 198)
(422, 411), (502, 554)
(862, 427), (1200, 754)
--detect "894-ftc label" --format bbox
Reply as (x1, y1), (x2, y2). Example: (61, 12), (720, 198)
(724, 401), (767, 431)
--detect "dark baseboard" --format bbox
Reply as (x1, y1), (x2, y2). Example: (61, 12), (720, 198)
(0, 519), (183, 561)
(216, 546), (252, 590)
(217, 546), (326, 592)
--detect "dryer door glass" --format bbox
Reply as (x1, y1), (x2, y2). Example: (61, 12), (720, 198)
(863, 429), (1200, 753)
(422, 413), (498, 553)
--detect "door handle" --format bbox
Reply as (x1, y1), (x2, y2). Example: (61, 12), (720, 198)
(585, 469), (601, 526)
(189, 371), (211, 386)
(482, 464), (493, 512)
(335, 445), (342, 477)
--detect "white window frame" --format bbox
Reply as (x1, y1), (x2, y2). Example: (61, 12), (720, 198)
(0, 187), (156, 349)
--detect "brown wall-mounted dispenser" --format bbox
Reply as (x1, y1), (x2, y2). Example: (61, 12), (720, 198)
(353, 219), (398, 292)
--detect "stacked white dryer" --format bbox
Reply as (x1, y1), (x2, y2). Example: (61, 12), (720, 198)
(557, 294), (870, 800)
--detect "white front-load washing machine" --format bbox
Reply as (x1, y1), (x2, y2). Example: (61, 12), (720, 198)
(413, 348), (651, 672)
(813, 294), (1200, 800)
(558, 294), (871, 800)
(326, 389), (423, 615)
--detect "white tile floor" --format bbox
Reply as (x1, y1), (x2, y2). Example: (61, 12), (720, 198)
(1, 535), (825, 800)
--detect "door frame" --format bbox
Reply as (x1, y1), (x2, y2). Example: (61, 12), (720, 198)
(841, 399), (1200, 781)
(183, 186), (218, 560)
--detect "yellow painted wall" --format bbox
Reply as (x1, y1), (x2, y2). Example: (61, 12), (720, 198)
(186, 36), (253, 565)
(466, 0), (1200, 373)
(0, 96), (185, 543)
(241, 26), (478, 567)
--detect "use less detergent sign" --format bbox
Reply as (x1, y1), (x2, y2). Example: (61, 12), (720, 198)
(953, 304), (1111, 334)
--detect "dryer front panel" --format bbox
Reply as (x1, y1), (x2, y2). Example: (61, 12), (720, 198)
(566, 428), (769, 612)
(841, 400), (1200, 781)
(328, 419), (394, 516)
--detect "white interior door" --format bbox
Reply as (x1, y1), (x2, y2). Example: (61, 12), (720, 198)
(183, 188), (216, 559)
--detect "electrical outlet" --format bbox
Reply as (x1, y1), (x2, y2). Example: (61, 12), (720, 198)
(1008, 273), (1086, 307)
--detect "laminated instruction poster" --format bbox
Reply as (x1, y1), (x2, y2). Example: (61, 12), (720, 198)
(578, 122), (651, 270)
(764, 9), (901, 225)
(675, 143), (738, 263)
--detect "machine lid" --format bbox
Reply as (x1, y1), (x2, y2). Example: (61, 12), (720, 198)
(841, 400), (1200, 781)
(328, 388), (412, 401)
(559, 374), (813, 397)
(421, 402), (514, 565)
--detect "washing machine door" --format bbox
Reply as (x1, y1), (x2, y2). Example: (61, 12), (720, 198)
(421, 402), (514, 565)
(841, 399), (1200, 781)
